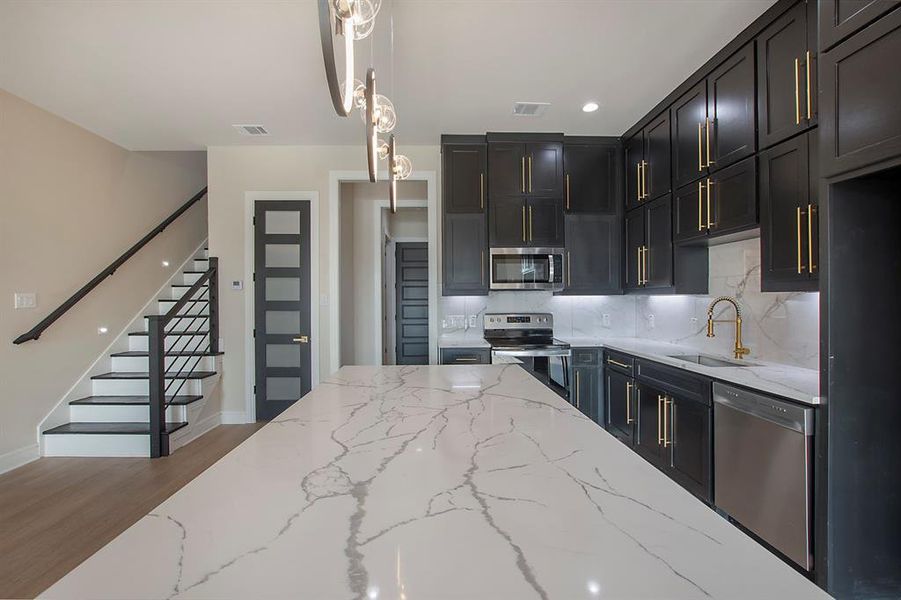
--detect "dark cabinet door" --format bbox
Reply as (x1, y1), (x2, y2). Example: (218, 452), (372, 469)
(645, 112), (672, 201)
(572, 366), (598, 421)
(708, 156), (758, 236)
(563, 214), (621, 294)
(526, 197), (564, 247)
(606, 369), (635, 444)
(443, 213), (488, 295)
(624, 208), (645, 290)
(443, 144), (487, 213)
(673, 180), (707, 243)
(624, 134), (645, 211)
(489, 197), (526, 247)
(645, 195), (674, 289)
(439, 347), (491, 364)
(707, 42), (756, 171)
(488, 142), (526, 198)
(757, 1), (814, 149)
(526, 142), (564, 197)
(666, 395), (712, 503)
(672, 81), (708, 189)
(820, 7), (901, 178)
(564, 143), (618, 214)
(635, 383), (666, 466)
(760, 132), (817, 291)
(819, 0), (900, 52)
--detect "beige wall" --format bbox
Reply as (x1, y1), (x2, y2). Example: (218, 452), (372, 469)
(0, 90), (208, 459)
(207, 145), (440, 417)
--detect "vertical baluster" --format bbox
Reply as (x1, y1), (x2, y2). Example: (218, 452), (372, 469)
(147, 315), (167, 458)
(208, 257), (219, 354)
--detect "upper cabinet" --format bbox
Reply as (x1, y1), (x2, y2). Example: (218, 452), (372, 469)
(625, 112), (671, 210)
(487, 137), (564, 199)
(757, 0), (817, 149)
(563, 139), (620, 214)
(443, 143), (486, 213)
(819, 0), (901, 51)
(672, 81), (710, 189)
(673, 156), (758, 244)
(562, 214), (621, 295)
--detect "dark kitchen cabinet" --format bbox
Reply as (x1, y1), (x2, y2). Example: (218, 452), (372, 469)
(675, 156), (758, 243)
(606, 368), (635, 444)
(673, 179), (708, 244)
(571, 349), (601, 422)
(487, 142), (526, 198)
(443, 143), (486, 213)
(527, 197), (565, 247)
(625, 113), (671, 211)
(672, 81), (709, 189)
(757, 0), (817, 150)
(443, 213), (488, 295)
(488, 139), (563, 198)
(625, 134), (645, 210)
(625, 208), (645, 290)
(819, 0), (900, 52)
(562, 214), (621, 295)
(707, 42), (757, 170)
(529, 142), (565, 196)
(490, 197), (564, 248)
(625, 196), (674, 291)
(666, 394), (712, 503)
(563, 139), (619, 214)
(635, 382), (667, 465)
(489, 197), (527, 247)
(760, 131), (818, 292)
(439, 347), (491, 365)
(820, 6), (901, 178)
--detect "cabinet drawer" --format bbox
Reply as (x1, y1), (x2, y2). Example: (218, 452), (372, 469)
(604, 350), (635, 375)
(572, 348), (600, 366)
(439, 348), (491, 365)
(636, 359), (711, 405)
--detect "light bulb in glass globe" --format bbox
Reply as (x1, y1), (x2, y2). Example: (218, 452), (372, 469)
(374, 95), (396, 132)
(332, 0), (356, 21)
(352, 79), (366, 111)
(376, 140), (390, 160)
(352, 0), (382, 40)
(393, 154), (413, 180)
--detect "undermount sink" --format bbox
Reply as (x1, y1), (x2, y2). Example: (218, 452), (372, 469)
(667, 354), (758, 368)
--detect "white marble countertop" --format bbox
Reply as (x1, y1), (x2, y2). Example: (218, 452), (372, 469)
(438, 332), (490, 348)
(43, 366), (828, 600)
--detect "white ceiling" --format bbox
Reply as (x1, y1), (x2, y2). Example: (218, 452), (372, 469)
(0, 0), (777, 151)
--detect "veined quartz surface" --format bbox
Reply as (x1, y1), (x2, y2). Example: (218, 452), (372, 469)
(41, 366), (828, 600)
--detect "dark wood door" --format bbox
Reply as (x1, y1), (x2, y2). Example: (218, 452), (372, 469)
(645, 195), (674, 289)
(572, 366), (597, 420)
(489, 197), (526, 247)
(644, 112), (672, 201)
(395, 243), (429, 365)
(564, 143), (618, 214)
(757, 1), (813, 149)
(526, 142), (564, 196)
(526, 197), (564, 247)
(707, 42), (756, 171)
(606, 369), (635, 444)
(672, 82), (708, 189)
(819, 0), (900, 51)
(635, 383), (665, 466)
(443, 143), (486, 213)
(673, 180), (708, 243)
(488, 142), (526, 198)
(624, 208), (645, 290)
(625, 134), (645, 211)
(760, 132), (817, 292)
(708, 156), (758, 237)
(443, 213), (487, 295)
(254, 201), (312, 421)
(666, 395), (712, 503)
(563, 214), (620, 294)
(820, 7), (901, 178)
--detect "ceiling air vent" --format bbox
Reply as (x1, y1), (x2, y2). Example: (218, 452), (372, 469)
(512, 102), (550, 117)
(233, 124), (270, 136)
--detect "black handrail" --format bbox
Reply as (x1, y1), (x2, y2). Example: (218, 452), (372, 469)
(13, 187), (208, 345)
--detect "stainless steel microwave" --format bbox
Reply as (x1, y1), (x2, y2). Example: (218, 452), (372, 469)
(489, 248), (564, 291)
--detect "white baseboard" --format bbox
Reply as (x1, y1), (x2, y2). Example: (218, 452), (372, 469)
(221, 411), (249, 424)
(0, 443), (40, 475)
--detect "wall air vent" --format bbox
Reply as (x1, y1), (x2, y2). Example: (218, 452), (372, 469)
(512, 102), (550, 117)
(233, 124), (270, 136)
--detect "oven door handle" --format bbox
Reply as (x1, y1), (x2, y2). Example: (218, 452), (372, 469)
(491, 348), (572, 358)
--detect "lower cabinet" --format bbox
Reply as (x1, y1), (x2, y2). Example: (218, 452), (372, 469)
(605, 368), (635, 444)
(635, 382), (668, 465)
(439, 347), (491, 365)
(570, 348), (602, 423)
(667, 394), (712, 502)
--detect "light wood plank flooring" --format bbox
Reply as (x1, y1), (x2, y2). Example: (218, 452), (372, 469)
(0, 424), (263, 599)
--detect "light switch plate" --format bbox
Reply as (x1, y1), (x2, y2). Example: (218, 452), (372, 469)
(231, 280), (243, 290)
(14, 292), (36, 309)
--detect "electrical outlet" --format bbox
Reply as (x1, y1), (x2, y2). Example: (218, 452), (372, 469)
(602, 313), (611, 327)
(14, 292), (36, 309)
(468, 315), (478, 329)
(647, 314), (656, 329)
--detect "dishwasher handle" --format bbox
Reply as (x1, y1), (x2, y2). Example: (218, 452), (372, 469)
(713, 383), (814, 435)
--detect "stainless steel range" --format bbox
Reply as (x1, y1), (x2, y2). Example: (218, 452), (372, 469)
(483, 313), (571, 397)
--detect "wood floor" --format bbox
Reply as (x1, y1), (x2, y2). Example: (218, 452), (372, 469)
(0, 424), (264, 599)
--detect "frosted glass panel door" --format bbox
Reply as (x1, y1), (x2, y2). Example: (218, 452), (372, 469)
(254, 201), (311, 420)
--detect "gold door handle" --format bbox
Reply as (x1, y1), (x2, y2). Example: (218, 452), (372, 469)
(480, 173), (484, 210)
(636, 162), (642, 202)
(794, 57), (801, 125)
(642, 160), (648, 199)
(528, 155), (533, 193)
(455, 357), (479, 363)
(808, 203), (816, 273)
(698, 180), (704, 231)
(626, 381), (634, 424)
(663, 398), (672, 447)
(567, 251), (571, 286)
(575, 371), (581, 409)
(658, 395), (665, 445)
(698, 122), (704, 171)
(705, 117), (714, 167)
(642, 245), (649, 285)
(805, 50), (812, 121)
(293, 336), (309, 343)
(796, 206), (805, 274)
(565, 173), (571, 210)
(608, 358), (631, 369)
(480, 250), (485, 285)
(521, 156), (525, 193)
(528, 206), (533, 241)
(521, 205), (526, 242)
(706, 179), (715, 228)
(636, 246), (642, 286)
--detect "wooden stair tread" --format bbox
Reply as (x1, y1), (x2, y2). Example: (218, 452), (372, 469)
(128, 330), (209, 337)
(44, 422), (188, 435)
(92, 371), (217, 380)
(110, 350), (222, 357)
(69, 395), (203, 406)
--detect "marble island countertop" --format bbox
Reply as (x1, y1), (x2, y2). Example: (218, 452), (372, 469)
(43, 366), (827, 600)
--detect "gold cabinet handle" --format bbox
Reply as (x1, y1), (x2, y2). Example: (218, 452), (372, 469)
(658, 395), (665, 445)
(565, 173), (571, 210)
(796, 206), (805, 274)
(455, 357), (479, 363)
(626, 381), (634, 424)
(808, 203), (816, 273)
(636, 246), (643, 285)
(805, 50), (812, 121)
(698, 122), (704, 171)
(794, 57), (801, 125)
(293, 336), (309, 343)
(706, 178), (715, 228)
(705, 117), (714, 167)
(642, 245), (649, 285)
(528, 155), (533, 193)
(528, 206), (533, 241)
(521, 205), (526, 241)
(698, 180), (704, 231)
(636, 162), (642, 202)
(480, 250), (485, 285)
(521, 156), (526, 193)
(567, 251), (571, 286)
(575, 371), (581, 409)
(642, 160), (648, 199)
(607, 358), (630, 369)
(480, 172), (484, 210)
(663, 398), (672, 447)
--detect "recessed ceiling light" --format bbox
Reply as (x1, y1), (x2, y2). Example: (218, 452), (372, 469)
(582, 101), (600, 113)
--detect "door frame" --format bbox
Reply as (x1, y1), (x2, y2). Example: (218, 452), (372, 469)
(243, 192), (320, 423)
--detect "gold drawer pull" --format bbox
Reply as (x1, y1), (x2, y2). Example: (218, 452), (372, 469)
(698, 122), (703, 171)
(698, 181), (704, 231)
(293, 336), (309, 343)
(607, 358), (631, 369)
(658, 395), (665, 444)
(706, 179), (715, 228)
(805, 50), (812, 121)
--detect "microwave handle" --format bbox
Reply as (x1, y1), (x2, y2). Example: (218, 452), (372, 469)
(548, 254), (555, 284)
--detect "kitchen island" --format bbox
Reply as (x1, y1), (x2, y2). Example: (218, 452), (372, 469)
(42, 366), (828, 599)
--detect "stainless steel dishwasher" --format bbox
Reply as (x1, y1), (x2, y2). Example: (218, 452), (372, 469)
(713, 383), (814, 570)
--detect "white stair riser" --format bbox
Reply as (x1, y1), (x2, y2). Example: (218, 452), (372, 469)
(70, 404), (187, 423)
(112, 355), (216, 372)
(44, 434), (150, 457)
(129, 334), (209, 352)
(143, 316), (208, 332)
(168, 285), (208, 300)
(193, 259), (210, 271)
(156, 301), (208, 315)
(182, 272), (205, 285)
(92, 378), (204, 396)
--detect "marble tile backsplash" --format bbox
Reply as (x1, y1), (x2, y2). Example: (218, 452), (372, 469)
(440, 238), (819, 370)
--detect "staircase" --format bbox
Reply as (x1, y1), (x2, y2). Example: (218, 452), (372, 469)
(42, 248), (222, 457)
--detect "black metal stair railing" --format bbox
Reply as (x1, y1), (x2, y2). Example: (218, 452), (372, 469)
(147, 257), (218, 457)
